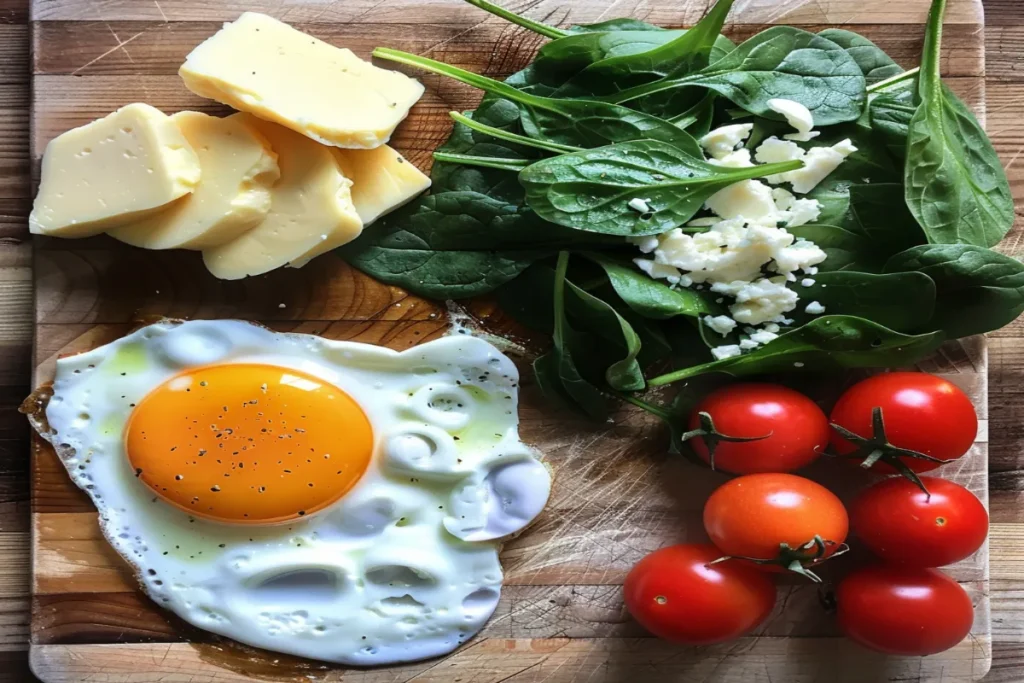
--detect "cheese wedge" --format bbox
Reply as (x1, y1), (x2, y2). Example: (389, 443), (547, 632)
(202, 115), (362, 280)
(109, 112), (280, 250)
(329, 146), (431, 225)
(30, 103), (200, 237)
(179, 12), (424, 149)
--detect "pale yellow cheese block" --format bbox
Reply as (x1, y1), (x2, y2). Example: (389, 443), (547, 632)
(179, 12), (424, 149)
(329, 146), (431, 225)
(202, 115), (363, 280)
(30, 103), (200, 237)
(109, 112), (280, 250)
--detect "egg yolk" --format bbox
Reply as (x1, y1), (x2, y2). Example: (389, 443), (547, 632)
(124, 364), (373, 524)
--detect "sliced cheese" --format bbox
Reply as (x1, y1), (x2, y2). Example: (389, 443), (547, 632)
(109, 112), (280, 250)
(202, 115), (362, 280)
(30, 103), (200, 237)
(179, 12), (424, 149)
(329, 146), (431, 225)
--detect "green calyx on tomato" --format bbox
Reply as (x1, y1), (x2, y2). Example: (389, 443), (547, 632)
(830, 405), (954, 494)
(709, 534), (849, 583)
(678, 411), (772, 471)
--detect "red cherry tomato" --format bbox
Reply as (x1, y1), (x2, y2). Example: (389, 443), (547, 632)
(837, 564), (974, 656)
(830, 372), (977, 474)
(623, 544), (776, 644)
(688, 383), (829, 474)
(850, 476), (988, 567)
(703, 473), (848, 569)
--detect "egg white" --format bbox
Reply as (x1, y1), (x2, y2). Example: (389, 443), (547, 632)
(40, 320), (551, 665)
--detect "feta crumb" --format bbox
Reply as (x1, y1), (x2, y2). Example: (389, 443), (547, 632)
(773, 239), (827, 274)
(705, 180), (777, 223)
(716, 278), (800, 325)
(653, 221), (792, 284)
(711, 344), (743, 360)
(794, 362), (805, 368)
(699, 123), (754, 160)
(709, 148), (754, 168)
(767, 98), (820, 143)
(807, 266), (819, 276)
(704, 315), (737, 336)
(801, 278), (816, 287)
(778, 139), (858, 194)
(633, 258), (683, 285)
(739, 339), (760, 350)
(630, 235), (661, 254)
(628, 197), (652, 214)
(749, 329), (779, 344)
(805, 301), (826, 315)
(685, 216), (722, 227)
(764, 323), (781, 333)
(756, 137), (806, 183)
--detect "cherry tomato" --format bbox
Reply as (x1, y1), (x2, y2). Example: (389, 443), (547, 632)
(830, 372), (977, 474)
(689, 383), (829, 474)
(837, 564), (974, 656)
(703, 473), (848, 568)
(623, 544), (776, 644)
(851, 476), (988, 567)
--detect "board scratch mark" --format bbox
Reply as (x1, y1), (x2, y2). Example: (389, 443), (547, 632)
(71, 32), (145, 75)
(152, 0), (168, 22)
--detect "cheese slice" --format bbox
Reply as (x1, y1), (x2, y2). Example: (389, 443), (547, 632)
(109, 112), (280, 250)
(329, 146), (431, 225)
(202, 115), (362, 280)
(179, 12), (424, 149)
(30, 103), (200, 237)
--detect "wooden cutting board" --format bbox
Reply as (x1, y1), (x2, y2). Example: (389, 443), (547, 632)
(27, 0), (993, 681)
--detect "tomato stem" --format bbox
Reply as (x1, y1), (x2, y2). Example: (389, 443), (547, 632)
(708, 535), (849, 583)
(678, 411), (772, 471)
(830, 406), (954, 495)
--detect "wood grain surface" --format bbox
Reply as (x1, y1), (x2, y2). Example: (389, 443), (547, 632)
(1, 0), (1023, 681)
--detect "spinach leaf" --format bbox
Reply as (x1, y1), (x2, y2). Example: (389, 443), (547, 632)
(818, 29), (904, 85)
(566, 281), (645, 391)
(374, 48), (702, 151)
(646, 316), (945, 385)
(843, 183), (925, 254)
(585, 253), (711, 318)
(788, 272), (936, 332)
(570, 19), (664, 33)
(338, 191), (610, 299)
(904, 0), (1014, 247)
(554, 0), (736, 99)
(803, 126), (900, 225)
(786, 224), (877, 272)
(605, 27), (867, 126)
(870, 88), (915, 160)
(884, 244), (1024, 338)
(520, 139), (802, 236)
(461, 0), (567, 39)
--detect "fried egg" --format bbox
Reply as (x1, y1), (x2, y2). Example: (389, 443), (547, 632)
(35, 320), (551, 665)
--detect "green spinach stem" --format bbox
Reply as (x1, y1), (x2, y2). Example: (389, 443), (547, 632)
(461, 0), (568, 39)
(449, 112), (580, 154)
(617, 393), (671, 420)
(432, 151), (531, 171)
(552, 251), (570, 350)
(647, 365), (703, 387)
(867, 67), (920, 93)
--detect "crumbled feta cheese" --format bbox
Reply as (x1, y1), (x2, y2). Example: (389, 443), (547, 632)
(801, 278), (816, 287)
(805, 300), (826, 315)
(684, 216), (721, 228)
(806, 266), (819, 276)
(704, 315), (737, 337)
(756, 137), (806, 183)
(633, 258), (685, 285)
(749, 329), (779, 345)
(777, 139), (858, 194)
(767, 98), (820, 143)
(764, 323), (781, 333)
(628, 197), (652, 214)
(699, 123), (754, 160)
(709, 148), (754, 168)
(631, 235), (660, 254)
(705, 180), (777, 224)
(652, 221), (792, 284)
(794, 362), (805, 368)
(711, 344), (743, 360)
(771, 188), (822, 227)
(725, 277), (800, 325)
(739, 339), (760, 350)
(773, 239), (827, 274)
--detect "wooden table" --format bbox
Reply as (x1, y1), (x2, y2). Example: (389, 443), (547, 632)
(3, 0), (1024, 680)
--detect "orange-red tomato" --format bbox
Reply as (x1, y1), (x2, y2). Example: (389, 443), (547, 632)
(837, 564), (974, 656)
(689, 383), (829, 474)
(623, 544), (776, 645)
(703, 473), (848, 566)
(830, 372), (977, 474)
